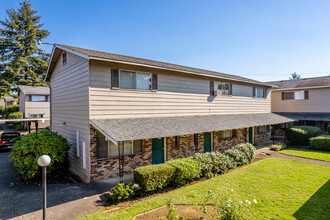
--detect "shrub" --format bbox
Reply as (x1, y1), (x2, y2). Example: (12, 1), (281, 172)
(8, 111), (23, 124)
(233, 143), (256, 162)
(287, 126), (320, 144)
(9, 129), (70, 180)
(109, 182), (136, 202)
(2, 105), (19, 118)
(208, 152), (231, 175)
(166, 158), (201, 186)
(192, 153), (214, 178)
(224, 148), (248, 167)
(270, 143), (287, 151)
(134, 164), (176, 192)
(166, 200), (179, 220)
(327, 125), (330, 135)
(310, 135), (330, 150)
(16, 124), (25, 130)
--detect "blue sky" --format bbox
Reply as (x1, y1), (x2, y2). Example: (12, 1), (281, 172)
(1, 0), (330, 81)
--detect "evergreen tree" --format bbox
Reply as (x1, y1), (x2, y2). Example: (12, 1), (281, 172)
(289, 72), (301, 80)
(0, 0), (50, 96)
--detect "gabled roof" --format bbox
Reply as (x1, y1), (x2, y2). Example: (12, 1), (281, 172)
(45, 44), (274, 87)
(90, 113), (293, 144)
(17, 85), (50, 95)
(268, 76), (330, 90)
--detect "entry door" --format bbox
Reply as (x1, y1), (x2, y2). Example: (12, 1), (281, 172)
(249, 127), (254, 144)
(152, 138), (164, 164)
(204, 132), (211, 152)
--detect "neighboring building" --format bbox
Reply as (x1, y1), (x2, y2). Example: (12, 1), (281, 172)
(17, 85), (50, 128)
(2, 96), (18, 106)
(269, 76), (330, 131)
(45, 44), (293, 182)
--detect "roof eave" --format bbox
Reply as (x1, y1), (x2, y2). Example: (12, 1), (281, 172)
(272, 85), (330, 91)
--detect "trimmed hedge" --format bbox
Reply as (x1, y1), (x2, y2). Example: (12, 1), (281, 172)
(109, 182), (136, 202)
(166, 158), (201, 186)
(133, 142), (256, 192)
(287, 126), (320, 144)
(310, 135), (330, 150)
(134, 164), (176, 192)
(9, 129), (70, 180)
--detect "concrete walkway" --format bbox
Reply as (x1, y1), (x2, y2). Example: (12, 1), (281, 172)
(255, 146), (330, 166)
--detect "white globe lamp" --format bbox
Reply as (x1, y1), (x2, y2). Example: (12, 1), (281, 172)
(38, 155), (51, 167)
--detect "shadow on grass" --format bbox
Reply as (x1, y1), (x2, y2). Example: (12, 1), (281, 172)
(293, 179), (330, 220)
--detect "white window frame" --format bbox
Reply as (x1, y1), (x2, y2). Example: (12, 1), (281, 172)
(82, 141), (86, 169)
(107, 140), (143, 157)
(119, 70), (152, 91)
(255, 87), (265, 98)
(218, 129), (235, 140)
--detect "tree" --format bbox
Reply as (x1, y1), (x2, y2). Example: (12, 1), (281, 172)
(0, 0), (49, 96)
(289, 72), (301, 80)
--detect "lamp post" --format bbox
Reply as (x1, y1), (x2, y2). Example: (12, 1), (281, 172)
(38, 155), (51, 220)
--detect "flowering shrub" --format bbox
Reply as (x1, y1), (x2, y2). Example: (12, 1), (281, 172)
(270, 143), (287, 151)
(198, 189), (258, 220)
(192, 153), (214, 178)
(233, 143), (256, 162)
(224, 148), (248, 167)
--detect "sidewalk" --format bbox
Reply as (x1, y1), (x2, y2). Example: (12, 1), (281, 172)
(255, 146), (330, 166)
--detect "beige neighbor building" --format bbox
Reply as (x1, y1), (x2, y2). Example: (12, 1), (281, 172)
(269, 76), (330, 132)
(45, 44), (293, 182)
(18, 85), (50, 128)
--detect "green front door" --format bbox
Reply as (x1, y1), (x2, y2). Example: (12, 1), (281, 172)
(152, 138), (164, 164)
(249, 127), (254, 144)
(204, 132), (211, 152)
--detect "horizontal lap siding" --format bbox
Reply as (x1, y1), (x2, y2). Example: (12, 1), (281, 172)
(89, 61), (271, 119)
(25, 102), (50, 118)
(271, 89), (330, 113)
(50, 51), (90, 182)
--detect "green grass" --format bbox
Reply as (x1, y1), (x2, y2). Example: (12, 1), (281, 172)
(280, 148), (330, 162)
(81, 158), (330, 220)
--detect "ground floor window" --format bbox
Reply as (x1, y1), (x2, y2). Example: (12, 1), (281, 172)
(258, 126), (268, 133)
(96, 131), (143, 159)
(218, 129), (235, 140)
(30, 114), (44, 118)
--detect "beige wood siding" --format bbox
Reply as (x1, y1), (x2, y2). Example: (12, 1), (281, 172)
(50, 51), (90, 182)
(25, 101), (50, 118)
(19, 91), (25, 116)
(89, 60), (271, 119)
(271, 88), (330, 113)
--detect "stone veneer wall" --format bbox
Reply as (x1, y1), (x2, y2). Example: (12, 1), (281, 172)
(213, 128), (247, 152)
(254, 126), (271, 144)
(90, 126), (152, 181)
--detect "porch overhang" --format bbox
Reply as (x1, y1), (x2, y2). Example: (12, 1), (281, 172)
(90, 113), (294, 144)
(275, 112), (330, 121)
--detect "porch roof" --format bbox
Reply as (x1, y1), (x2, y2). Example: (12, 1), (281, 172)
(275, 112), (330, 121)
(90, 113), (294, 144)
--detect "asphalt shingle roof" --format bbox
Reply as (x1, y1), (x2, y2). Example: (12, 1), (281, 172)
(55, 44), (273, 87)
(268, 76), (330, 89)
(17, 85), (50, 95)
(275, 112), (330, 121)
(90, 113), (294, 143)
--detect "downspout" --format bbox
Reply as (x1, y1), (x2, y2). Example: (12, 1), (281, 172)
(47, 83), (52, 130)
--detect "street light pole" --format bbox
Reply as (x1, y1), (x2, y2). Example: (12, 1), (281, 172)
(38, 155), (51, 220)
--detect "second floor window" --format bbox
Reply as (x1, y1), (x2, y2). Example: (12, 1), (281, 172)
(31, 95), (47, 102)
(282, 90), (308, 100)
(120, 70), (152, 90)
(217, 82), (232, 96)
(254, 87), (266, 98)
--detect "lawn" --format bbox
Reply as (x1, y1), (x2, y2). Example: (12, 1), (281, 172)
(280, 148), (330, 162)
(82, 158), (330, 220)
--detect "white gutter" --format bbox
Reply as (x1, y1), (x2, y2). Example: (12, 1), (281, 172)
(89, 120), (118, 145)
